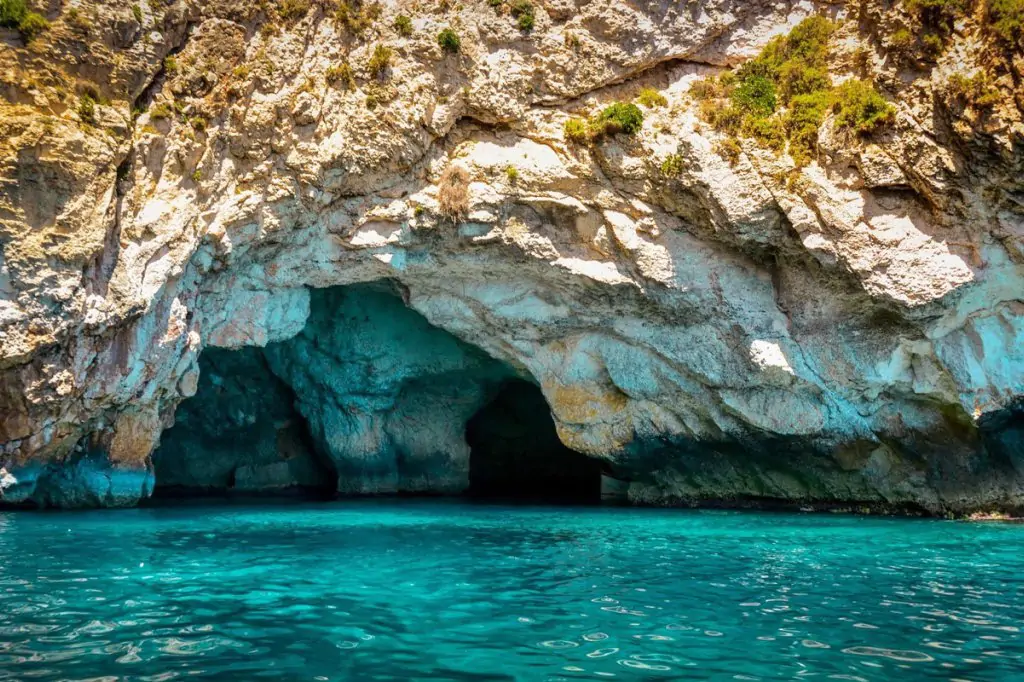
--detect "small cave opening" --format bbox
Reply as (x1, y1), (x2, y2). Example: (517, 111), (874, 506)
(151, 346), (338, 501)
(466, 379), (603, 503)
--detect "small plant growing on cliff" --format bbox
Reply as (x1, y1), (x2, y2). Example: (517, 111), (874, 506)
(660, 152), (685, 177)
(64, 6), (91, 33)
(277, 0), (310, 23)
(393, 14), (412, 37)
(335, 0), (381, 34)
(636, 87), (667, 108)
(989, 0), (1024, 46)
(1, 0), (49, 42)
(832, 79), (895, 134)
(367, 44), (393, 79)
(326, 61), (355, 89)
(150, 101), (173, 120)
(438, 27), (461, 53)
(505, 165), (519, 183)
(510, 0), (535, 31)
(16, 9), (47, 41)
(164, 56), (179, 74)
(564, 117), (588, 143)
(588, 102), (644, 139)
(131, 3), (142, 23)
(0, 0), (26, 25)
(947, 72), (1001, 109)
(77, 94), (96, 124)
(733, 75), (777, 117)
(714, 138), (743, 166)
(438, 164), (470, 222)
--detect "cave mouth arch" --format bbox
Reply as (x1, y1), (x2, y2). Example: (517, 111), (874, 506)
(466, 379), (603, 503)
(154, 281), (604, 504)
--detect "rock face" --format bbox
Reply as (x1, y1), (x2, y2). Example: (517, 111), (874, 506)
(0, 0), (1022, 512)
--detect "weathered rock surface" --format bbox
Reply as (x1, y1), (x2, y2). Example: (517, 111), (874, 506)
(0, 0), (1021, 512)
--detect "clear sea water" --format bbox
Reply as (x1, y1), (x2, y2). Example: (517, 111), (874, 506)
(1, 501), (1023, 682)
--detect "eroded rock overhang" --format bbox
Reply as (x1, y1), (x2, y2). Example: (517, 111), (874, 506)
(1, 0), (1022, 513)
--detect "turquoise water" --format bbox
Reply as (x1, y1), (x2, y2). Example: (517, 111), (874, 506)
(1, 502), (1023, 681)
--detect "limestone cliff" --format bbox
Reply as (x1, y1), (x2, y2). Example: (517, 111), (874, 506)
(0, 0), (1022, 513)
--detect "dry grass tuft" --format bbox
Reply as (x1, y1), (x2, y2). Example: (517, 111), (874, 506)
(438, 165), (470, 222)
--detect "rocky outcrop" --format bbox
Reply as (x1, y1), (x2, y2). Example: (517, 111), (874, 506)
(0, 0), (1022, 512)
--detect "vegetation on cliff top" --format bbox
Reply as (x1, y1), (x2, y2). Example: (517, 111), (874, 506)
(694, 16), (895, 166)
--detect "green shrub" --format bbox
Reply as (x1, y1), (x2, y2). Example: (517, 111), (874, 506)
(1, 0), (49, 41)
(590, 102), (644, 138)
(832, 79), (894, 134)
(785, 91), (830, 165)
(131, 3), (142, 23)
(17, 10), (47, 41)
(335, 0), (381, 34)
(636, 87), (667, 108)
(906, 0), (965, 29)
(505, 165), (518, 183)
(510, 0), (534, 32)
(564, 117), (588, 143)
(438, 27), (460, 53)
(741, 115), (786, 152)
(777, 61), (830, 99)
(732, 75), (777, 116)
(368, 44), (393, 79)
(989, 0), (1024, 45)
(660, 152), (685, 177)
(278, 0), (310, 23)
(325, 61), (355, 89)
(164, 56), (178, 74)
(78, 95), (96, 124)
(0, 0), (27, 27)
(694, 16), (893, 165)
(393, 14), (412, 37)
(701, 101), (743, 134)
(948, 72), (1001, 109)
(889, 28), (915, 53)
(921, 32), (944, 56)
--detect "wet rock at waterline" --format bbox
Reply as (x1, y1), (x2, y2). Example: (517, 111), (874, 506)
(0, 0), (1022, 512)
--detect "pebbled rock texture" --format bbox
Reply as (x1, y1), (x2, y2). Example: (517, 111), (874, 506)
(0, 0), (1021, 512)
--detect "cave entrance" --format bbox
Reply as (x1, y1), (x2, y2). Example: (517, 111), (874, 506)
(466, 379), (603, 503)
(152, 346), (338, 500)
(154, 282), (606, 504)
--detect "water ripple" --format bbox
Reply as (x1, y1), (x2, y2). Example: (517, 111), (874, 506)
(0, 501), (1022, 680)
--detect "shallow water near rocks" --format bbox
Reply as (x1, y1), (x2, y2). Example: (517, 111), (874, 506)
(1, 500), (1023, 681)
